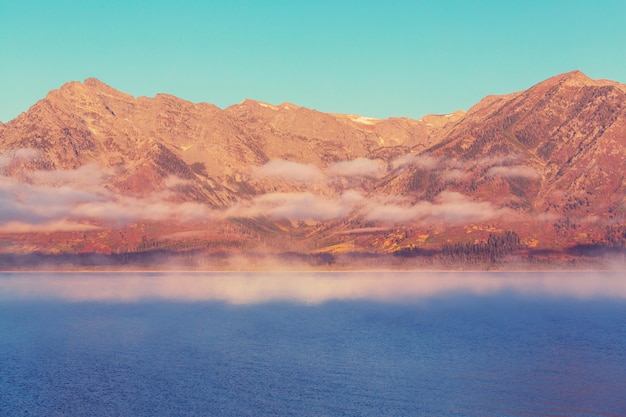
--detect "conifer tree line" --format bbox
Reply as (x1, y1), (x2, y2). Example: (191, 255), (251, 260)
(441, 231), (522, 262)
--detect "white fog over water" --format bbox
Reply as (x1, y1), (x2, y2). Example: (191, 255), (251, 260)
(2, 272), (625, 417)
(1, 271), (625, 304)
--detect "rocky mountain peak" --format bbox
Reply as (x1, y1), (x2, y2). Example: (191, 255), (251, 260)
(536, 70), (623, 91)
(83, 77), (112, 89)
(554, 69), (593, 86)
(1, 71), (625, 263)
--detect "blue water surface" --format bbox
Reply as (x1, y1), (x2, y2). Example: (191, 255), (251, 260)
(1, 272), (625, 416)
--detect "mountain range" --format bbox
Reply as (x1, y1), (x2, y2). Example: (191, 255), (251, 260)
(1, 71), (625, 269)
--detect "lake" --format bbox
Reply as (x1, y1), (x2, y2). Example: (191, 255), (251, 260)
(1, 272), (625, 416)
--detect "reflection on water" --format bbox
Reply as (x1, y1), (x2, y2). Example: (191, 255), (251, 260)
(1, 272), (625, 416)
(0, 271), (625, 303)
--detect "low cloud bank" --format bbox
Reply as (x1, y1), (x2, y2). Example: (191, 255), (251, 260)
(0, 151), (214, 232)
(327, 157), (386, 179)
(28, 164), (112, 187)
(226, 190), (363, 221)
(224, 189), (513, 224)
(254, 157), (387, 183)
(365, 191), (512, 224)
(2, 272), (625, 304)
(0, 148), (41, 170)
(253, 159), (324, 183)
(253, 154), (541, 187)
(0, 149), (541, 233)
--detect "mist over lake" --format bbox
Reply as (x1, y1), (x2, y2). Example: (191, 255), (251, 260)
(2, 272), (625, 416)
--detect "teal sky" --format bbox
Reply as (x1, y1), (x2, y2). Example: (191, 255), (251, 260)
(2, 0), (625, 123)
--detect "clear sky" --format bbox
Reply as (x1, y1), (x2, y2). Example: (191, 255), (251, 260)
(2, 0), (625, 123)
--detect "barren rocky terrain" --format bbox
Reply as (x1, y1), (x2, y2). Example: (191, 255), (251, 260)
(1, 71), (625, 269)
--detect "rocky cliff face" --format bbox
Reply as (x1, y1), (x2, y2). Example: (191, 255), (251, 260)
(378, 71), (626, 215)
(1, 71), (625, 263)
